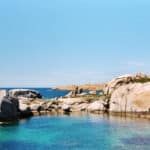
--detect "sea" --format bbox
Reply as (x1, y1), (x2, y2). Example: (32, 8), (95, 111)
(0, 88), (150, 150)
(0, 88), (70, 99)
(0, 115), (150, 150)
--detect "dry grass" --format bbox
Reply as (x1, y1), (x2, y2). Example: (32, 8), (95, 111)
(55, 83), (105, 91)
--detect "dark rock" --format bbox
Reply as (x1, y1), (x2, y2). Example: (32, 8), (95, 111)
(9, 89), (42, 99)
(121, 136), (150, 145)
(62, 104), (71, 112)
(0, 96), (19, 121)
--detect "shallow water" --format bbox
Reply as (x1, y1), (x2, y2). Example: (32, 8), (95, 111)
(0, 114), (150, 150)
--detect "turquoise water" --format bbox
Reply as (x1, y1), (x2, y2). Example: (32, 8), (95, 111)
(0, 114), (150, 150)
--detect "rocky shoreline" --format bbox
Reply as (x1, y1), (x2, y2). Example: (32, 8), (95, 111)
(0, 73), (150, 123)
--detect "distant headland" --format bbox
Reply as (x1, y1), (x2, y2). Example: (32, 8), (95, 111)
(54, 83), (106, 91)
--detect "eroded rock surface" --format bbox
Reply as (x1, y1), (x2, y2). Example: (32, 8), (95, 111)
(105, 73), (150, 95)
(110, 83), (150, 113)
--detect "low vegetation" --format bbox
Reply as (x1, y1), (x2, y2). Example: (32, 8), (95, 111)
(134, 78), (150, 83)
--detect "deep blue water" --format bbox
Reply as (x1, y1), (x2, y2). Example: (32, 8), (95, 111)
(0, 88), (69, 99)
(0, 114), (150, 150)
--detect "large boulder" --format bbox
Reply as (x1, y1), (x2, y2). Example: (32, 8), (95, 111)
(105, 73), (150, 95)
(87, 100), (104, 112)
(0, 96), (19, 120)
(109, 83), (150, 113)
(9, 89), (42, 100)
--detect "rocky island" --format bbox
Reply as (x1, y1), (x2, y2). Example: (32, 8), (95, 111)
(1, 73), (150, 123)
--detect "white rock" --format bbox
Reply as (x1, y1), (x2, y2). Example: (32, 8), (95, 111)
(110, 83), (150, 112)
(58, 98), (84, 105)
(0, 90), (8, 99)
(87, 101), (104, 111)
(62, 104), (70, 111)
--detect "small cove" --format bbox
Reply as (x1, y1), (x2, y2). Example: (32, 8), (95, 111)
(0, 114), (150, 150)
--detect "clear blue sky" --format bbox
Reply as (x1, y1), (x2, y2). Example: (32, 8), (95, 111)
(0, 0), (150, 87)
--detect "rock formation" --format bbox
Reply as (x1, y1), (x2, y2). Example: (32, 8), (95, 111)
(105, 73), (150, 95)
(109, 83), (150, 113)
(104, 73), (150, 113)
(9, 89), (42, 100)
(1, 73), (150, 122)
(65, 86), (84, 97)
(0, 91), (19, 121)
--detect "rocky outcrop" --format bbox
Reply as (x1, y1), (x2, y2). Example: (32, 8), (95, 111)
(58, 98), (84, 105)
(109, 83), (150, 113)
(0, 96), (19, 121)
(87, 101), (104, 112)
(9, 89), (42, 100)
(105, 73), (150, 95)
(15, 73), (149, 117)
(71, 103), (89, 111)
(0, 90), (8, 99)
(1, 73), (150, 122)
(65, 87), (83, 97)
(58, 96), (107, 112)
(104, 73), (150, 113)
(61, 104), (71, 112)
(0, 89), (40, 121)
(58, 97), (88, 111)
